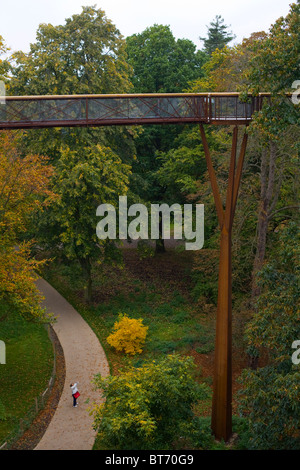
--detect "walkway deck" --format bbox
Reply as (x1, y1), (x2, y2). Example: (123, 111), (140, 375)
(34, 278), (109, 451)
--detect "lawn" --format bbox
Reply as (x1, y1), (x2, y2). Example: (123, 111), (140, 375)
(0, 301), (54, 446)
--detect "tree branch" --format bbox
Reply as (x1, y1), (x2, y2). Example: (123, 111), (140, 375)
(268, 205), (300, 220)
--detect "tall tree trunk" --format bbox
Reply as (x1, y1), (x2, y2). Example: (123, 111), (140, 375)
(250, 141), (278, 369)
(251, 141), (277, 299)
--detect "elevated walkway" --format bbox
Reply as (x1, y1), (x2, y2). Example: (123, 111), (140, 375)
(0, 92), (270, 129)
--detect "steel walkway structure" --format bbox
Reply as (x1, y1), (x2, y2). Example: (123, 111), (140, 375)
(0, 92), (269, 129)
(0, 92), (272, 443)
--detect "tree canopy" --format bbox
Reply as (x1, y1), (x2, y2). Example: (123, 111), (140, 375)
(0, 131), (54, 320)
(35, 143), (131, 302)
(10, 6), (132, 95)
(0, 35), (10, 83)
(244, 2), (300, 136)
(126, 24), (206, 93)
(199, 15), (235, 56)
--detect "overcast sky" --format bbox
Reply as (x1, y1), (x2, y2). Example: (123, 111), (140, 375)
(0, 0), (294, 54)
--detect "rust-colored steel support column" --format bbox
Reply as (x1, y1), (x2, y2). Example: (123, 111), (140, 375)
(213, 222), (232, 441)
(199, 124), (248, 442)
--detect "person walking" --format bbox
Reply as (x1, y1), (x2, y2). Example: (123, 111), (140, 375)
(70, 382), (80, 407)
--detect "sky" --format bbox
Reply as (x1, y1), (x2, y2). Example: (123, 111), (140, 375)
(0, 0), (294, 54)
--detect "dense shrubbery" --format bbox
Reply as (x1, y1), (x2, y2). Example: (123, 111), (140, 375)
(92, 354), (210, 449)
(238, 223), (300, 449)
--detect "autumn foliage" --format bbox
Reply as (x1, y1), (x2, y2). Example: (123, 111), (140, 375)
(106, 313), (148, 355)
(0, 131), (55, 320)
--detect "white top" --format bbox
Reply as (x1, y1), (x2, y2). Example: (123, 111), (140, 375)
(71, 383), (78, 394)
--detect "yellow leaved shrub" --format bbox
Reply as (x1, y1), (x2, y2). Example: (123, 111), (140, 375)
(106, 313), (148, 355)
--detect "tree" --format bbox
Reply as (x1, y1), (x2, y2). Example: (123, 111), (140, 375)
(244, 2), (300, 135)
(126, 24), (207, 252)
(0, 131), (54, 236)
(200, 15), (235, 56)
(0, 35), (10, 83)
(188, 9), (300, 298)
(36, 143), (131, 302)
(242, 3), (300, 296)
(7, 6), (137, 294)
(92, 354), (210, 449)
(250, 129), (299, 298)
(189, 33), (266, 93)
(9, 6), (135, 164)
(246, 3), (300, 94)
(126, 24), (206, 93)
(0, 131), (55, 320)
(11, 6), (132, 95)
(0, 243), (49, 321)
(238, 222), (300, 449)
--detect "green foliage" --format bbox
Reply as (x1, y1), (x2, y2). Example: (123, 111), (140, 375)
(188, 34), (259, 92)
(238, 222), (300, 449)
(191, 277), (218, 305)
(245, 3), (300, 137)
(0, 131), (54, 321)
(0, 35), (10, 83)
(92, 354), (210, 449)
(0, 400), (6, 422)
(136, 240), (155, 259)
(156, 131), (207, 200)
(172, 311), (189, 324)
(190, 250), (219, 304)
(35, 143), (131, 301)
(199, 15), (235, 56)
(155, 125), (226, 219)
(125, 24), (207, 228)
(239, 365), (300, 450)
(51, 144), (130, 256)
(178, 416), (229, 449)
(246, 3), (300, 95)
(11, 6), (132, 95)
(245, 222), (300, 360)
(126, 24), (206, 93)
(155, 303), (174, 316)
(170, 291), (185, 307)
(9, 6), (136, 167)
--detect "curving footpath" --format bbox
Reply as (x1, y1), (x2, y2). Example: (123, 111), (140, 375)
(34, 278), (110, 450)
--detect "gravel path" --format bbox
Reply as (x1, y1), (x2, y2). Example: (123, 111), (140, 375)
(34, 278), (110, 450)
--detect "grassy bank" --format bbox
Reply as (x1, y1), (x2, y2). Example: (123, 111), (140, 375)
(0, 301), (53, 446)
